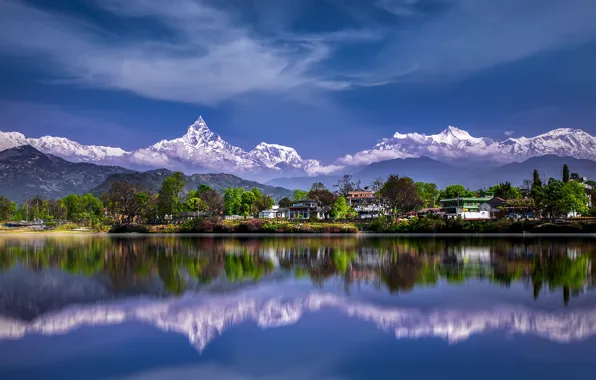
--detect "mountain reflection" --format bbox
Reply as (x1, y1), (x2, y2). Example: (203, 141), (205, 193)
(1, 236), (594, 308)
(3, 290), (596, 352)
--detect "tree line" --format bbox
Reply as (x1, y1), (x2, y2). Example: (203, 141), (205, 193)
(1, 165), (594, 224)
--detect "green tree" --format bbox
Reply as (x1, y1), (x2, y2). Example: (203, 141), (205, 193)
(157, 172), (186, 215)
(488, 182), (522, 200)
(563, 164), (570, 183)
(278, 197), (293, 208)
(61, 194), (84, 221)
(81, 193), (103, 218)
(310, 182), (326, 191)
(224, 187), (245, 215)
(440, 184), (475, 199)
(558, 181), (589, 216)
(532, 169), (543, 188)
(331, 196), (350, 219)
(415, 182), (440, 207)
(381, 175), (423, 219)
(293, 189), (308, 201)
(0, 196), (16, 220)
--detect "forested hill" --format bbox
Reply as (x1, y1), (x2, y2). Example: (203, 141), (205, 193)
(90, 170), (293, 200)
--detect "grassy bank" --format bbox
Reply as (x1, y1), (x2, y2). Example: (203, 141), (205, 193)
(363, 217), (596, 234)
(103, 217), (596, 234)
(109, 219), (359, 234)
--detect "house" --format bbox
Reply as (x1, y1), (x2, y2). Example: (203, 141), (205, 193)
(417, 208), (443, 218)
(258, 205), (289, 219)
(347, 191), (384, 219)
(440, 194), (494, 220)
(289, 199), (325, 220)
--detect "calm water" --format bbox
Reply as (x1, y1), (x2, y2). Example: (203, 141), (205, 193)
(1, 235), (596, 380)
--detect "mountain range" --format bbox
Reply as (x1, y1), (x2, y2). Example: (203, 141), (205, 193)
(267, 155), (596, 190)
(2, 118), (596, 182)
(0, 146), (291, 202)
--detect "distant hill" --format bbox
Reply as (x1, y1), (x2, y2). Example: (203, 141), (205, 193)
(0, 145), (293, 203)
(268, 155), (596, 190)
(0, 146), (133, 202)
(90, 170), (293, 200)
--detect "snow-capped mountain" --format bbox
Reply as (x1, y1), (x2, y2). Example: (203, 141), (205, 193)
(339, 126), (596, 166)
(0, 117), (338, 177)
(3, 120), (596, 176)
(0, 131), (127, 162)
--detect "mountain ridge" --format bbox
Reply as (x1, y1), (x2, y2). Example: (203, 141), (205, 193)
(2, 118), (596, 180)
(0, 146), (292, 202)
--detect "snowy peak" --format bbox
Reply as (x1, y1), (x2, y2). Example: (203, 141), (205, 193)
(340, 125), (596, 166)
(0, 131), (126, 162)
(248, 142), (303, 168)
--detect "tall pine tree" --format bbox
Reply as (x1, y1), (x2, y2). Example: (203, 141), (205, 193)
(562, 164), (570, 183)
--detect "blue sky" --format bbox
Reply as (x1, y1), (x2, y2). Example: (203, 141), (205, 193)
(1, 0), (596, 160)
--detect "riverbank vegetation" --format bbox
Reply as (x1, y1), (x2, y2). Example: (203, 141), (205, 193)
(1, 164), (595, 234)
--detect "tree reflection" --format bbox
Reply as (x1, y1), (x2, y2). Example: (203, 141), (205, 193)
(0, 236), (594, 304)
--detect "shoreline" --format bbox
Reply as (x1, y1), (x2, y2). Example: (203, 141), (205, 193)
(2, 231), (596, 238)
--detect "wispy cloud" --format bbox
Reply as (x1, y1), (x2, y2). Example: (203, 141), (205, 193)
(504, 130), (515, 137)
(1, 0), (595, 105)
(0, 0), (367, 105)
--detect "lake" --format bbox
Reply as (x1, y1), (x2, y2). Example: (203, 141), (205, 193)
(1, 234), (595, 379)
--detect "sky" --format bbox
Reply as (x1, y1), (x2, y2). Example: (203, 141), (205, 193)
(1, 0), (596, 161)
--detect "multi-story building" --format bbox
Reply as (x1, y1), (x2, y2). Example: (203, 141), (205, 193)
(288, 199), (325, 219)
(347, 191), (384, 219)
(440, 193), (494, 219)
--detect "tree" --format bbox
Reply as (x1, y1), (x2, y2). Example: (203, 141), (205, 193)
(331, 196), (350, 219)
(440, 185), (475, 199)
(563, 164), (570, 183)
(415, 182), (439, 207)
(310, 182), (327, 191)
(61, 194), (84, 221)
(570, 172), (581, 181)
(157, 172), (186, 215)
(81, 193), (103, 218)
(370, 177), (385, 195)
(334, 175), (358, 197)
(224, 187), (244, 215)
(488, 182), (522, 200)
(278, 197), (293, 208)
(308, 188), (337, 213)
(0, 196), (16, 221)
(532, 169), (543, 189)
(293, 189), (308, 201)
(102, 181), (138, 221)
(558, 181), (589, 217)
(199, 188), (224, 216)
(380, 175), (423, 219)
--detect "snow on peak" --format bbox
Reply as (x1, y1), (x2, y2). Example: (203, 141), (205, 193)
(339, 126), (596, 166)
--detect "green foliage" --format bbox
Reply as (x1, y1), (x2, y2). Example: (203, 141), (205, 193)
(0, 196), (16, 220)
(157, 171), (186, 215)
(224, 187), (245, 215)
(293, 189), (308, 201)
(534, 178), (589, 218)
(415, 182), (439, 207)
(331, 196), (350, 219)
(488, 182), (522, 200)
(278, 197), (293, 208)
(563, 164), (570, 183)
(440, 184), (475, 199)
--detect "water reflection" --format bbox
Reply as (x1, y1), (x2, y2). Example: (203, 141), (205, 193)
(1, 236), (594, 308)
